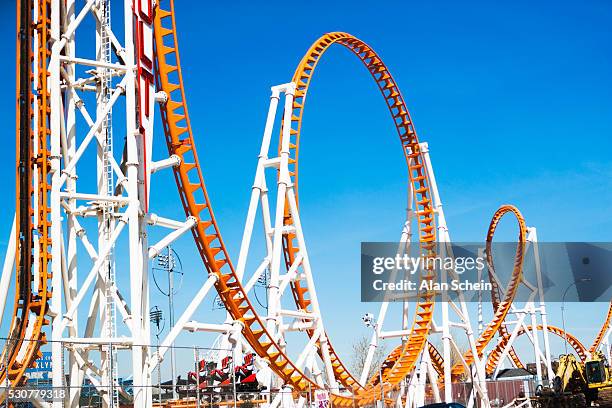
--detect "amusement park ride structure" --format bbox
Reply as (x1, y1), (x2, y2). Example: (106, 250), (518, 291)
(0, 1), (611, 408)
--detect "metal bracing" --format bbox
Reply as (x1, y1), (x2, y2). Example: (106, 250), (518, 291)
(362, 142), (491, 407)
(234, 83), (342, 394)
(487, 227), (555, 386)
(42, 1), (156, 407)
(6, 2), (610, 405)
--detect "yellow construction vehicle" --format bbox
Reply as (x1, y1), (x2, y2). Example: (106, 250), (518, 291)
(534, 354), (588, 407)
(533, 352), (612, 407)
(584, 351), (612, 405)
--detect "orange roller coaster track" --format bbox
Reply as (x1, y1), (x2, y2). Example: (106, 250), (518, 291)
(408, 205), (529, 390)
(1, 0), (52, 393)
(280, 32), (439, 395)
(483, 205), (527, 370)
(591, 301), (612, 354)
(4, 1), (612, 406)
(450, 205), (527, 379)
(154, 4), (436, 402)
(487, 324), (589, 375)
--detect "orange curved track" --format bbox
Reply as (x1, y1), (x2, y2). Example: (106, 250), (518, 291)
(449, 205), (527, 379)
(419, 205), (528, 389)
(154, 5), (435, 402)
(486, 324), (589, 375)
(430, 205), (589, 388)
(590, 301), (612, 354)
(1, 0), (52, 395)
(486, 208), (526, 370)
(5, 1), (612, 405)
(279, 32), (439, 395)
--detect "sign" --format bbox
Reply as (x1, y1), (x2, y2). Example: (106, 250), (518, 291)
(25, 352), (52, 380)
(314, 390), (329, 408)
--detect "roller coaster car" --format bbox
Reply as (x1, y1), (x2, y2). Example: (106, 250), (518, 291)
(234, 353), (260, 392)
(186, 353), (261, 392)
(202, 355), (235, 385)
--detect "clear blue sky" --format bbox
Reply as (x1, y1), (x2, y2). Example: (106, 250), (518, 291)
(0, 0), (611, 377)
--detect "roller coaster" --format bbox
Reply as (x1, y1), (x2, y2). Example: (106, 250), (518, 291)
(0, 1), (611, 407)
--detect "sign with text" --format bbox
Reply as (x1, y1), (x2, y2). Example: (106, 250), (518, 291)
(361, 242), (612, 303)
(25, 352), (52, 380)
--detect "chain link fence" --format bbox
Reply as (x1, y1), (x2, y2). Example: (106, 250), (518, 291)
(2, 337), (544, 408)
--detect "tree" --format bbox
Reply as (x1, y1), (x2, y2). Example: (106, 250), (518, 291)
(349, 335), (389, 381)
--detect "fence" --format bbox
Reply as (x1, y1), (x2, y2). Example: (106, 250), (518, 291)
(423, 378), (536, 407)
(2, 337), (540, 408)
(0, 336), (274, 408)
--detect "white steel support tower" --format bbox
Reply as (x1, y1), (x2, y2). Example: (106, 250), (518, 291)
(235, 83), (341, 408)
(97, 0), (119, 406)
(3, 5), (570, 406)
(42, 1), (181, 408)
(487, 227), (555, 386)
(360, 142), (492, 408)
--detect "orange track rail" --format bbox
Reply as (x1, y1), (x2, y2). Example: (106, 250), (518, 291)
(1, 0), (52, 395)
(4, 1), (607, 404)
(590, 301), (612, 354)
(486, 210), (526, 370)
(450, 205), (527, 378)
(154, 5), (436, 403)
(279, 32), (438, 394)
(486, 324), (589, 375)
(404, 205), (528, 390)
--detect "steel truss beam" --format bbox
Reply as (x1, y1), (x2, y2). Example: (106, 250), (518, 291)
(234, 83), (340, 398)
(362, 142), (491, 408)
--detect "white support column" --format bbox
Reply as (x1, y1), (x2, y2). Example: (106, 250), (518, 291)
(421, 143), (453, 402)
(424, 348), (441, 403)
(420, 142), (490, 407)
(235, 87), (281, 281)
(63, 0), (82, 404)
(50, 0), (64, 406)
(530, 227), (554, 383)
(123, 0), (147, 406)
(266, 84), (296, 342)
(235, 83), (351, 397)
(361, 302), (387, 385)
(415, 362), (427, 408)
(529, 303), (543, 385)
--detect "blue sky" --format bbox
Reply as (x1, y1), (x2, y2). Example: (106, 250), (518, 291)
(0, 0), (611, 377)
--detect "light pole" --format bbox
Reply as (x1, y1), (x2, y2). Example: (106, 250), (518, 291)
(362, 313), (384, 408)
(561, 277), (591, 355)
(154, 246), (184, 400)
(150, 306), (164, 404)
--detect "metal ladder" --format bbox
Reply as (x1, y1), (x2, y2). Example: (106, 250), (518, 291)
(100, 0), (119, 406)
